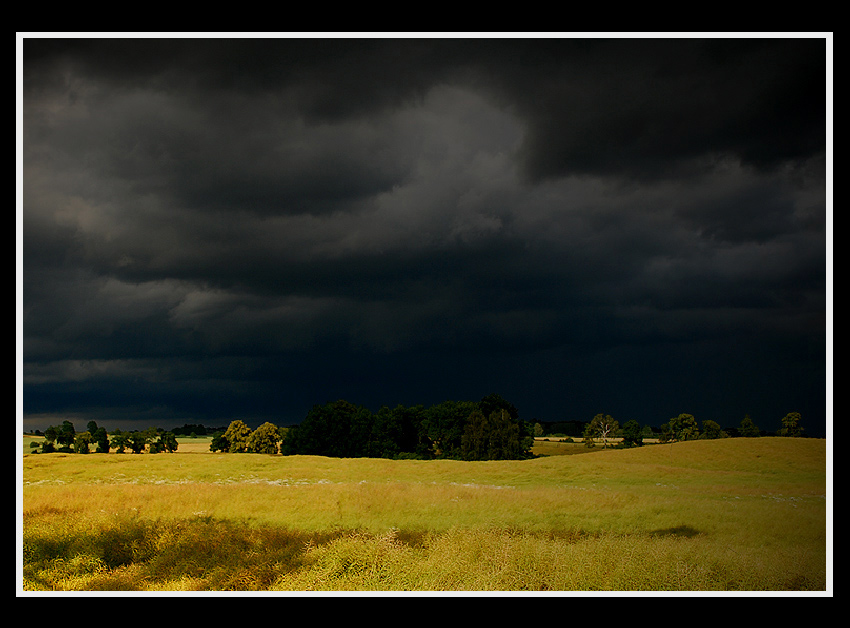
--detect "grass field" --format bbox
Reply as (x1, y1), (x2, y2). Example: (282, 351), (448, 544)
(20, 436), (829, 592)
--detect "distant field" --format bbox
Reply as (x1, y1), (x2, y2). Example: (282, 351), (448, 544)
(23, 435), (612, 457)
(21, 437), (828, 592)
(22, 434), (215, 456)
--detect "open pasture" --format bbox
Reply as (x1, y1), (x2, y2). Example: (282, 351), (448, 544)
(21, 437), (828, 592)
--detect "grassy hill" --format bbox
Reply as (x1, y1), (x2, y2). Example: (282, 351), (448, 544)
(21, 437), (828, 591)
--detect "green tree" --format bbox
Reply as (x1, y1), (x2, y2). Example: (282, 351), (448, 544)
(418, 400), (478, 459)
(620, 420), (643, 447)
(224, 420), (252, 453)
(779, 412), (803, 437)
(110, 429), (129, 453)
(460, 408), (530, 461)
(460, 409), (490, 460)
(739, 414), (761, 437)
(700, 419), (728, 439)
(152, 430), (179, 453)
(247, 422), (281, 454)
(669, 413), (700, 441)
(368, 404), (426, 459)
(281, 401), (374, 458)
(126, 428), (155, 454)
(82, 422), (107, 452)
(74, 431), (92, 453)
(478, 393), (519, 421)
(209, 431), (229, 453)
(42, 425), (58, 453)
(56, 420), (76, 452)
(585, 413), (619, 449)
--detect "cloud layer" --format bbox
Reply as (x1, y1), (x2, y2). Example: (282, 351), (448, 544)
(21, 37), (829, 434)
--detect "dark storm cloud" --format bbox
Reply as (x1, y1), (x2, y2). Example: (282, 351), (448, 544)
(497, 38), (827, 181)
(21, 36), (829, 435)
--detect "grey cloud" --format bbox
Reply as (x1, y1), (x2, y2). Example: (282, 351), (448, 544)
(21, 36), (828, 434)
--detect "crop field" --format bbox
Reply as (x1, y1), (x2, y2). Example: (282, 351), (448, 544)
(20, 437), (829, 592)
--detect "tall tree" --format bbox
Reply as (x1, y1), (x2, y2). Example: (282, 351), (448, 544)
(74, 431), (92, 453)
(779, 412), (803, 437)
(585, 413), (619, 449)
(110, 429), (129, 453)
(739, 414), (761, 437)
(700, 420), (728, 439)
(421, 400), (478, 459)
(281, 400), (373, 458)
(461, 409), (529, 460)
(42, 425), (58, 453)
(156, 430), (179, 453)
(224, 420), (252, 453)
(126, 428), (154, 454)
(247, 422), (281, 454)
(620, 420), (643, 447)
(669, 413), (700, 441)
(209, 431), (230, 452)
(479, 393), (519, 421)
(57, 420), (76, 451)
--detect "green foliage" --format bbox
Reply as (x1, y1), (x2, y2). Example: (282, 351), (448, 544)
(44, 425), (58, 445)
(125, 428), (156, 454)
(367, 405), (427, 459)
(278, 394), (530, 461)
(83, 422), (110, 453)
(93, 428), (110, 453)
(49, 420), (76, 452)
(668, 413), (700, 441)
(620, 420), (643, 448)
(460, 409), (529, 461)
(153, 430), (179, 453)
(581, 422), (596, 448)
(779, 412), (803, 437)
(110, 430), (128, 453)
(223, 420), (252, 453)
(209, 432), (230, 453)
(700, 420), (728, 440)
(739, 415), (761, 437)
(172, 423), (209, 436)
(478, 393), (519, 421)
(74, 432), (92, 454)
(420, 400), (480, 459)
(247, 422), (281, 454)
(584, 413), (619, 448)
(281, 401), (373, 458)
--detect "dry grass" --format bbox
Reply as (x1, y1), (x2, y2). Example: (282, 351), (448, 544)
(21, 437), (828, 592)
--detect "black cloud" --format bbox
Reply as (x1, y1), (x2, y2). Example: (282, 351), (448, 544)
(21, 36), (829, 436)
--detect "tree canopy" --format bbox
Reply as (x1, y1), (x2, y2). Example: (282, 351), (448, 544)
(279, 395), (532, 461)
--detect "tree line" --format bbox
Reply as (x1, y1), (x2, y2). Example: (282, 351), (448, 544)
(31, 420), (180, 454)
(28, 404), (808, 458)
(212, 393), (534, 460)
(28, 394), (535, 460)
(549, 410), (806, 449)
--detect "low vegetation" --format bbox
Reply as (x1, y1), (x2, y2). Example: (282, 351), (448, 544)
(21, 437), (827, 591)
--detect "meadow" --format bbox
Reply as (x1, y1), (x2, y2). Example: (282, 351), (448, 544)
(20, 436), (828, 592)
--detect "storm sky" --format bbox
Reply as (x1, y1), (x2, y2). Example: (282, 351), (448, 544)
(19, 35), (831, 436)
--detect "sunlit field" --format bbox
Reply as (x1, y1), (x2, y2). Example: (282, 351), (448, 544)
(21, 437), (828, 592)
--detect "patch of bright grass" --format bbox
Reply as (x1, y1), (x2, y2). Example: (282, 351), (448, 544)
(22, 438), (827, 591)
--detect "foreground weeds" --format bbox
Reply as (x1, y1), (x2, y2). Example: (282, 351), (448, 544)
(22, 438), (827, 591)
(23, 511), (824, 591)
(23, 511), (340, 591)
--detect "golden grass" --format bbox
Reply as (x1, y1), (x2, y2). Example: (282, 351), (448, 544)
(21, 437), (828, 592)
